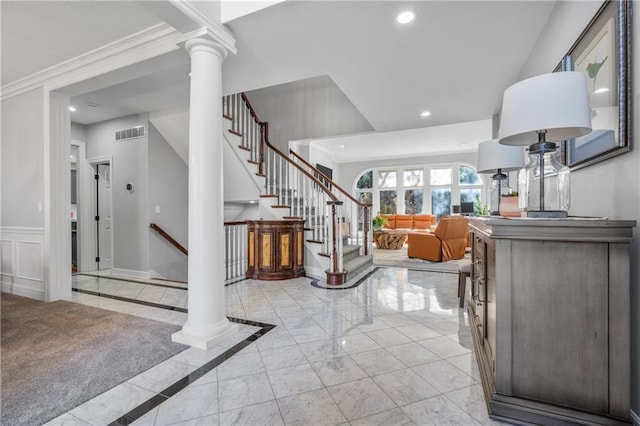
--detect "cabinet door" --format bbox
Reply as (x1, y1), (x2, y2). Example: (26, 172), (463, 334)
(259, 230), (277, 272)
(276, 229), (294, 272)
(484, 240), (496, 375)
(472, 234), (486, 339)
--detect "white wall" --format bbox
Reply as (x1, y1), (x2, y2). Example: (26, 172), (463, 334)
(518, 0), (640, 417)
(86, 114), (149, 275)
(148, 123), (188, 281)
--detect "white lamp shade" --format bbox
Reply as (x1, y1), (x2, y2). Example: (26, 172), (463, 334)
(476, 139), (525, 174)
(498, 71), (592, 146)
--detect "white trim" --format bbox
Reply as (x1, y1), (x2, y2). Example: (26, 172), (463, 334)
(111, 268), (151, 280)
(1, 24), (183, 101)
(1, 282), (45, 301)
(169, 1), (237, 54)
(0, 227), (45, 236)
(16, 240), (44, 282)
(72, 140), (95, 272)
(1, 227), (46, 301)
(631, 410), (640, 426)
(0, 239), (15, 277)
(88, 156), (114, 166)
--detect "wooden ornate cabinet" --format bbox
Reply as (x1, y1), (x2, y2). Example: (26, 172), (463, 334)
(468, 217), (635, 425)
(246, 220), (305, 280)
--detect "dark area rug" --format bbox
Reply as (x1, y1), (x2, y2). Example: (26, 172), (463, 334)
(0, 292), (187, 426)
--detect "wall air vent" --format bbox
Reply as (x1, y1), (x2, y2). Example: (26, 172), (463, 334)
(115, 126), (145, 142)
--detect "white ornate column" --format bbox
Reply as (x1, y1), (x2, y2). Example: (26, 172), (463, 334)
(172, 38), (235, 349)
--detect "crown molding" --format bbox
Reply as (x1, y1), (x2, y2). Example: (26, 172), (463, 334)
(168, 0), (237, 55)
(1, 23), (188, 101)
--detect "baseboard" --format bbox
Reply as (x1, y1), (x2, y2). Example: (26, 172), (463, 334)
(631, 409), (640, 426)
(110, 268), (150, 280)
(1, 281), (45, 301)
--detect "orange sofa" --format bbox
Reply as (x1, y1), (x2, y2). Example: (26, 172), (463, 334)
(407, 216), (469, 262)
(381, 214), (437, 232)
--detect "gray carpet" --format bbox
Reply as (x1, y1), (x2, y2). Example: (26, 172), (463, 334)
(0, 292), (187, 426)
(373, 246), (468, 273)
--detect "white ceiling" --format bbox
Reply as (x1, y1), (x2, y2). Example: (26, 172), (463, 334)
(1, 0), (559, 161)
(0, 1), (163, 86)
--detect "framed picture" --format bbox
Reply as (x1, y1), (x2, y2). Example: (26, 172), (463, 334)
(558, 0), (632, 170)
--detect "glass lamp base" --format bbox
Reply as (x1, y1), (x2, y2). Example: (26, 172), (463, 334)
(526, 210), (568, 218)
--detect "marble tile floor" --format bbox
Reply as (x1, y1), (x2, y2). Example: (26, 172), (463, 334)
(45, 268), (511, 425)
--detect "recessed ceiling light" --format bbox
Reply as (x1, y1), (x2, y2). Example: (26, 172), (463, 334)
(337, 144), (347, 149)
(594, 87), (609, 94)
(68, 106), (76, 112)
(420, 111), (431, 117)
(397, 11), (415, 24)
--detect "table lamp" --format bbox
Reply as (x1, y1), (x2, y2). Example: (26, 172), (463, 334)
(476, 139), (525, 215)
(498, 72), (592, 218)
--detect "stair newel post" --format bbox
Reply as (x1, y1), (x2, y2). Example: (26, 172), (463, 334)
(326, 200), (346, 285)
(363, 205), (371, 256)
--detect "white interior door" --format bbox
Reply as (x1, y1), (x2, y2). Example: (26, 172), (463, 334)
(97, 163), (113, 270)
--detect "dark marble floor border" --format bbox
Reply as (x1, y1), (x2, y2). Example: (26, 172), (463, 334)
(70, 287), (275, 426)
(109, 318), (275, 425)
(72, 288), (188, 313)
(75, 273), (248, 290)
(74, 273), (188, 290)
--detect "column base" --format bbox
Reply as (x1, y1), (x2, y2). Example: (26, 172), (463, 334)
(171, 318), (238, 350)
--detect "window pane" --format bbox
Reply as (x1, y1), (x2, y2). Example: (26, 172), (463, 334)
(403, 169), (423, 187)
(404, 189), (423, 214)
(378, 171), (396, 188)
(431, 188), (451, 218)
(357, 171), (373, 189)
(358, 192), (372, 204)
(459, 165), (482, 185)
(430, 168), (452, 185)
(380, 190), (397, 214)
(357, 192), (372, 231)
(460, 189), (481, 204)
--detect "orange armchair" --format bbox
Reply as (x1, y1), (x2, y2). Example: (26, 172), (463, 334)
(407, 216), (469, 262)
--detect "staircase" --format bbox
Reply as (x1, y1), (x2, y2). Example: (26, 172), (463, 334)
(222, 93), (373, 285)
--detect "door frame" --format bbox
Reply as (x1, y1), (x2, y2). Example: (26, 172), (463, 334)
(85, 156), (113, 271)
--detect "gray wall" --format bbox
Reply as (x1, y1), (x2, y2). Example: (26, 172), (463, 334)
(517, 0), (640, 416)
(148, 123), (188, 281)
(71, 122), (87, 142)
(245, 75), (374, 151)
(1, 88), (45, 227)
(86, 114), (149, 274)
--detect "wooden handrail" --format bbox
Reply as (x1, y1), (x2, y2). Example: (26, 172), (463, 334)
(240, 93), (339, 203)
(149, 223), (188, 255)
(288, 149), (372, 209)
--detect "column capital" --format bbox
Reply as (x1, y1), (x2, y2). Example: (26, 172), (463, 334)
(185, 37), (228, 61)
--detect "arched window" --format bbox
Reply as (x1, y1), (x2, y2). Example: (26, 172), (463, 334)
(354, 163), (483, 218)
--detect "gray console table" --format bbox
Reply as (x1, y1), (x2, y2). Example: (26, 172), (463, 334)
(468, 217), (636, 425)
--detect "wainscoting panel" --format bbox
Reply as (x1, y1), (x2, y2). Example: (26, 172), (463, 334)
(1, 239), (15, 277)
(1, 227), (45, 300)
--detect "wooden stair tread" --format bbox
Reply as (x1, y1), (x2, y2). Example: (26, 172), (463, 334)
(238, 145), (251, 152)
(260, 194), (278, 198)
(228, 129), (242, 137)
